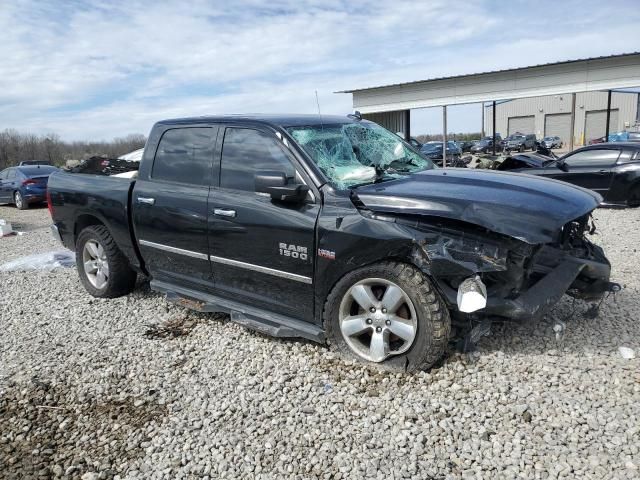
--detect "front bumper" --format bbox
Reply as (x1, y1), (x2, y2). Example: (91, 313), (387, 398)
(438, 247), (615, 321)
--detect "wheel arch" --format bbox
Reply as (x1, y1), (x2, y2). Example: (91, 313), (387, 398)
(74, 214), (107, 246)
(317, 253), (442, 327)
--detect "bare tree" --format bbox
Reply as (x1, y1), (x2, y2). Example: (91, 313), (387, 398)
(0, 130), (147, 169)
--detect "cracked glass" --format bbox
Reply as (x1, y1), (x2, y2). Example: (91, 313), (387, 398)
(286, 122), (435, 188)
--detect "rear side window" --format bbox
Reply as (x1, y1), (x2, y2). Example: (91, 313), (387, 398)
(220, 128), (295, 191)
(563, 149), (620, 167)
(0, 170), (7, 180)
(152, 128), (214, 185)
(7, 169), (16, 179)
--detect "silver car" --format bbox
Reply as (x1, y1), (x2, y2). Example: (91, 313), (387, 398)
(542, 136), (563, 149)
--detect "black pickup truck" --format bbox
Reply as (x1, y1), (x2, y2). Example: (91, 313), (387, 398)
(48, 114), (618, 371)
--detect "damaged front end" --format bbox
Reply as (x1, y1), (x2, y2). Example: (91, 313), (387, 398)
(403, 213), (618, 323)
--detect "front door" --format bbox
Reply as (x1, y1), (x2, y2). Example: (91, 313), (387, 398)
(208, 126), (319, 322)
(548, 148), (620, 196)
(132, 126), (218, 292)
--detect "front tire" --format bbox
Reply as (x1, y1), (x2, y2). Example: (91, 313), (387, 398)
(324, 262), (450, 372)
(15, 191), (28, 210)
(76, 225), (136, 298)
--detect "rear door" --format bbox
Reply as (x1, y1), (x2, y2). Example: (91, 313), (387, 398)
(132, 126), (218, 292)
(208, 126), (320, 322)
(0, 169), (9, 201)
(547, 148), (620, 195)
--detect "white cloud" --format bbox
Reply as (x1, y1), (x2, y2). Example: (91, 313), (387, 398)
(0, 0), (638, 139)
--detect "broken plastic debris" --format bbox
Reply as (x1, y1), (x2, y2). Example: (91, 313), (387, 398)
(0, 221), (13, 237)
(0, 251), (76, 271)
(618, 346), (636, 359)
(456, 276), (487, 313)
(553, 320), (566, 341)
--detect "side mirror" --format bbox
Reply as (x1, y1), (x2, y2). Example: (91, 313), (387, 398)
(557, 160), (569, 172)
(255, 170), (309, 203)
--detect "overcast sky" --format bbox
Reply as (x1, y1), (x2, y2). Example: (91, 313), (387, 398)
(1, 0), (639, 141)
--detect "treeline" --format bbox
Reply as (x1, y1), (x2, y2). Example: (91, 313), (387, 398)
(416, 132), (482, 143)
(0, 129), (146, 170)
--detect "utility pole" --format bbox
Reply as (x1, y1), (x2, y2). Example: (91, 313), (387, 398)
(569, 93), (576, 150)
(605, 90), (612, 141)
(443, 106), (448, 168)
(492, 100), (497, 156)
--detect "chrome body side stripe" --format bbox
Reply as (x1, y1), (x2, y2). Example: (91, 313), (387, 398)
(209, 255), (313, 284)
(138, 240), (209, 260)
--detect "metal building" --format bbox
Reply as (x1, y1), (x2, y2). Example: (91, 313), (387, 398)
(484, 91), (639, 146)
(340, 52), (640, 158)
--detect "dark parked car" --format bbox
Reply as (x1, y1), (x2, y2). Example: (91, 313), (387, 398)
(504, 134), (537, 152)
(470, 135), (502, 154)
(420, 141), (461, 165)
(542, 136), (563, 149)
(497, 143), (640, 206)
(0, 165), (58, 209)
(457, 140), (477, 153)
(48, 114), (616, 371)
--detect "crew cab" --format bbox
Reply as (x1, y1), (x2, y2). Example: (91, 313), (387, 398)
(48, 115), (617, 371)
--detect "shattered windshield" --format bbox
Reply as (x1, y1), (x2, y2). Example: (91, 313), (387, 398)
(286, 122), (434, 188)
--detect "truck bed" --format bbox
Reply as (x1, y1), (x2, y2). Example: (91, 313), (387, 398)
(48, 171), (143, 271)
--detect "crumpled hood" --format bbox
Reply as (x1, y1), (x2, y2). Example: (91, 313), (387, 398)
(354, 168), (602, 244)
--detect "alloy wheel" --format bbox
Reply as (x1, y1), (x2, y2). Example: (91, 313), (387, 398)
(82, 239), (109, 289)
(338, 278), (417, 362)
(14, 192), (23, 209)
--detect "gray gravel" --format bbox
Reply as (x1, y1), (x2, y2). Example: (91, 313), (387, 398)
(1, 204), (639, 479)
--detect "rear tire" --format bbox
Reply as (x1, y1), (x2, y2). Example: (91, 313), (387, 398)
(76, 225), (136, 298)
(14, 191), (28, 210)
(324, 262), (450, 372)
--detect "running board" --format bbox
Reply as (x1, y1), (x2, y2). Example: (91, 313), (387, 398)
(150, 280), (324, 343)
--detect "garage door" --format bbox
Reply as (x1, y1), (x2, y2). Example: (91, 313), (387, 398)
(508, 116), (535, 135)
(544, 113), (571, 146)
(585, 109), (619, 142)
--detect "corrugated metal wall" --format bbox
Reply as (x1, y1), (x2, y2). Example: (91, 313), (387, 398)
(507, 116), (535, 135)
(484, 92), (638, 146)
(585, 110), (619, 141)
(362, 111), (407, 136)
(544, 113), (572, 145)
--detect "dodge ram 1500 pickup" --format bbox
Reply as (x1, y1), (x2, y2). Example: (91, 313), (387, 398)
(48, 114), (618, 371)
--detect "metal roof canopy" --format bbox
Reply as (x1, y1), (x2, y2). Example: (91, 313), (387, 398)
(340, 53), (640, 114)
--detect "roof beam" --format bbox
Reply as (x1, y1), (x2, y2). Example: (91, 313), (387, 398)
(347, 54), (640, 113)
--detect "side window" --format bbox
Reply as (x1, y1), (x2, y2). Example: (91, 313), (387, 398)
(0, 170), (7, 180)
(564, 149), (620, 167)
(7, 169), (16, 179)
(152, 128), (213, 185)
(618, 150), (640, 164)
(220, 128), (295, 192)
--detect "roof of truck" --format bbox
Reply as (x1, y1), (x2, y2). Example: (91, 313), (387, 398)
(156, 114), (363, 128)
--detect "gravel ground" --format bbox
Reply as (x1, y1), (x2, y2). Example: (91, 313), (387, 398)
(1, 205), (639, 480)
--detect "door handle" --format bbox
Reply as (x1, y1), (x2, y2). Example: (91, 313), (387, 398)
(598, 170), (608, 174)
(213, 208), (236, 218)
(137, 196), (155, 205)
